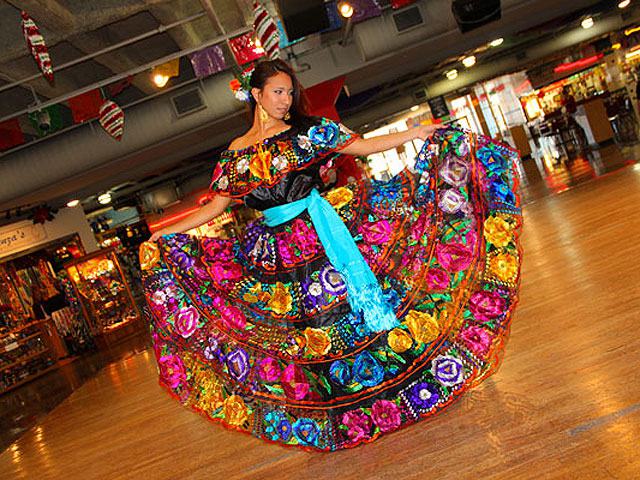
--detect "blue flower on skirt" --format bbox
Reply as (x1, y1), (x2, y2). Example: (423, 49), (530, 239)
(264, 411), (284, 441)
(319, 264), (347, 296)
(292, 418), (321, 446)
(352, 351), (384, 387)
(407, 381), (440, 411)
(477, 146), (508, 176)
(329, 360), (352, 386)
(308, 122), (340, 148)
(431, 355), (464, 387)
(276, 419), (293, 442)
(489, 179), (515, 205)
(383, 288), (401, 309)
(226, 348), (250, 382)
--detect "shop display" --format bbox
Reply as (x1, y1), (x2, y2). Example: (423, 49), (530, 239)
(64, 248), (141, 348)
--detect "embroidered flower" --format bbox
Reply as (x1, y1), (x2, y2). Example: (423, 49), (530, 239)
(297, 135), (312, 150)
(292, 418), (320, 446)
(281, 364), (310, 400)
(319, 264), (347, 296)
(359, 220), (392, 245)
(211, 162), (223, 183)
(202, 238), (234, 262)
(460, 325), (493, 356)
(267, 281), (293, 315)
(387, 328), (413, 353)
(223, 394), (248, 426)
(484, 215), (513, 248)
(208, 261), (243, 284)
(276, 418), (293, 442)
(329, 360), (351, 386)
(257, 357), (281, 382)
(436, 242), (473, 272)
(158, 354), (186, 389)
(403, 310), (440, 344)
(170, 247), (194, 270)
(139, 241), (160, 270)
(236, 157), (249, 174)
(174, 306), (200, 338)
(425, 268), (450, 291)
(439, 157), (470, 187)
(341, 409), (372, 443)
(325, 187), (353, 209)
(431, 355), (464, 387)
(407, 381), (440, 410)
(308, 122), (340, 148)
(272, 155), (288, 171)
(477, 146), (508, 175)
(217, 175), (229, 190)
(352, 351), (384, 387)
(264, 411), (284, 440)
(249, 148), (272, 180)
(438, 189), (467, 214)
(468, 290), (506, 322)
(303, 327), (332, 356)
(371, 399), (401, 432)
(489, 252), (519, 283)
(489, 179), (516, 205)
(226, 348), (250, 382)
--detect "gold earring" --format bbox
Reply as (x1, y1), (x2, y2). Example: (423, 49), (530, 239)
(258, 104), (269, 123)
(284, 112), (291, 121)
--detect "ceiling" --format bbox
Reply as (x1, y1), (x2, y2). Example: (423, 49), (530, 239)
(0, 0), (633, 221)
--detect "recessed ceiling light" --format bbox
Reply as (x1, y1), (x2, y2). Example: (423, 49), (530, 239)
(66, 199), (80, 208)
(410, 105), (420, 112)
(581, 17), (594, 29)
(490, 38), (504, 47)
(462, 55), (476, 68)
(97, 192), (112, 205)
(446, 69), (459, 80)
(619, 0), (631, 9)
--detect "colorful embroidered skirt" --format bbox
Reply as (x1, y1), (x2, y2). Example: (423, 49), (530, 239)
(140, 129), (522, 451)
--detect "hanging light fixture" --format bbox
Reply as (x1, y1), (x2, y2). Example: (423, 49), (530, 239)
(446, 69), (458, 80)
(338, 1), (354, 18)
(462, 55), (476, 68)
(152, 73), (170, 88)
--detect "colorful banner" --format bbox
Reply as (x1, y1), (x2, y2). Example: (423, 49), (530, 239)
(68, 89), (103, 123)
(305, 76), (345, 122)
(229, 32), (265, 65)
(0, 118), (25, 151)
(188, 45), (227, 78)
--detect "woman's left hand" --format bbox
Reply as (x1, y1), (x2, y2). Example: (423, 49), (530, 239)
(412, 124), (440, 140)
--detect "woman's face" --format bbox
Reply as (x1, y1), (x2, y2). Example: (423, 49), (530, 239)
(254, 71), (293, 120)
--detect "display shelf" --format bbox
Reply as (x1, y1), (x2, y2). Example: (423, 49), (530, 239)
(1, 332), (41, 352)
(0, 364), (57, 395)
(0, 348), (50, 373)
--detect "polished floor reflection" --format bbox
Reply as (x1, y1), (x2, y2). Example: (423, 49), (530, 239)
(1, 145), (639, 479)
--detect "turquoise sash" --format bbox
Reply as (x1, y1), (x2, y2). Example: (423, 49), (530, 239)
(262, 189), (398, 332)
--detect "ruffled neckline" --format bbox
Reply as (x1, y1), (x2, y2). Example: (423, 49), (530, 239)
(223, 126), (295, 154)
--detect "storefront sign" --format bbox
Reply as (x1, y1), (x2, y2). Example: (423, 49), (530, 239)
(0, 222), (47, 258)
(428, 96), (450, 119)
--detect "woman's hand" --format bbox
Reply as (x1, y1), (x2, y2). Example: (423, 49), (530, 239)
(412, 124), (440, 140)
(148, 230), (166, 242)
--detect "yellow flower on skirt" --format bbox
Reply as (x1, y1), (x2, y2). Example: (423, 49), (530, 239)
(483, 216), (513, 248)
(223, 395), (248, 426)
(387, 328), (413, 353)
(403, 310), (441, 344)
(267, 282), (293, 315)
(325, 187), (353, 209)
(139, 241), (160, 270)
(489, 252), (519, 283)
(304, 327), (332, 356)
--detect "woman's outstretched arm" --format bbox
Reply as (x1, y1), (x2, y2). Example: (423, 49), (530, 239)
(149, 194), (232, 241)
(338, 124), (439, 157)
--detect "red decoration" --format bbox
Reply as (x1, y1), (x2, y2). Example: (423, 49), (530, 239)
(21, 11), (53, 83)
(229, 32), (265, 65)
(68, 89), (103, 123)
(253, 2), (280, 59)
(30, 204), (56, 224)
(99, 100), (125, 141)
(305, 76), (345, 122)
(0, 118), (25, 151)
(553, 54), (604, 74)
(390, 0), (417, 8)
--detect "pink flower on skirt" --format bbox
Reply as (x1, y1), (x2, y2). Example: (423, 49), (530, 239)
(158, 354), (186, 389)
(257, 357), (282, 383)
(359, 220), (392, 245)
(425, 268), (450, 290)
(468, 290), (506, 322)
(459, 325), (493, 356)
(174, 306), (199, 338)
(436, 242), (473, 272)
(281, 364), (310, 400)
(208, 261), (242, 284)
(371, 399), (402, 432)
(341, 409), (372, 443)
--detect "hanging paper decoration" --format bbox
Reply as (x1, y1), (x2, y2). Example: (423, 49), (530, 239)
(189, 45), (227, 79)
(28, 104), (65, 137)
(390, 0), (417, 8)
(107, 76), (134, 97)
(305, 76), (346, 122)
(30, 204), (57, 224)
(0, 118), (26, 151)
(99, 100), (125, 141)
(68, 89), (103, 124)
(21, 11), (54, 83)
(229, 32), (265, 65)
(253, 2), (280, 59)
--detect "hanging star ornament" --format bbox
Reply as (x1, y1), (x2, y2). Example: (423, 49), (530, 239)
(21, 11), (54, 83)
(99, 100), (125, 141)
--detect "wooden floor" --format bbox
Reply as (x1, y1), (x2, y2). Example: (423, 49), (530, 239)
(2, 164), (640, 480)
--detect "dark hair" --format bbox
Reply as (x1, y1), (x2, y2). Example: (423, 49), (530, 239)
(249, 59), (309, 127)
